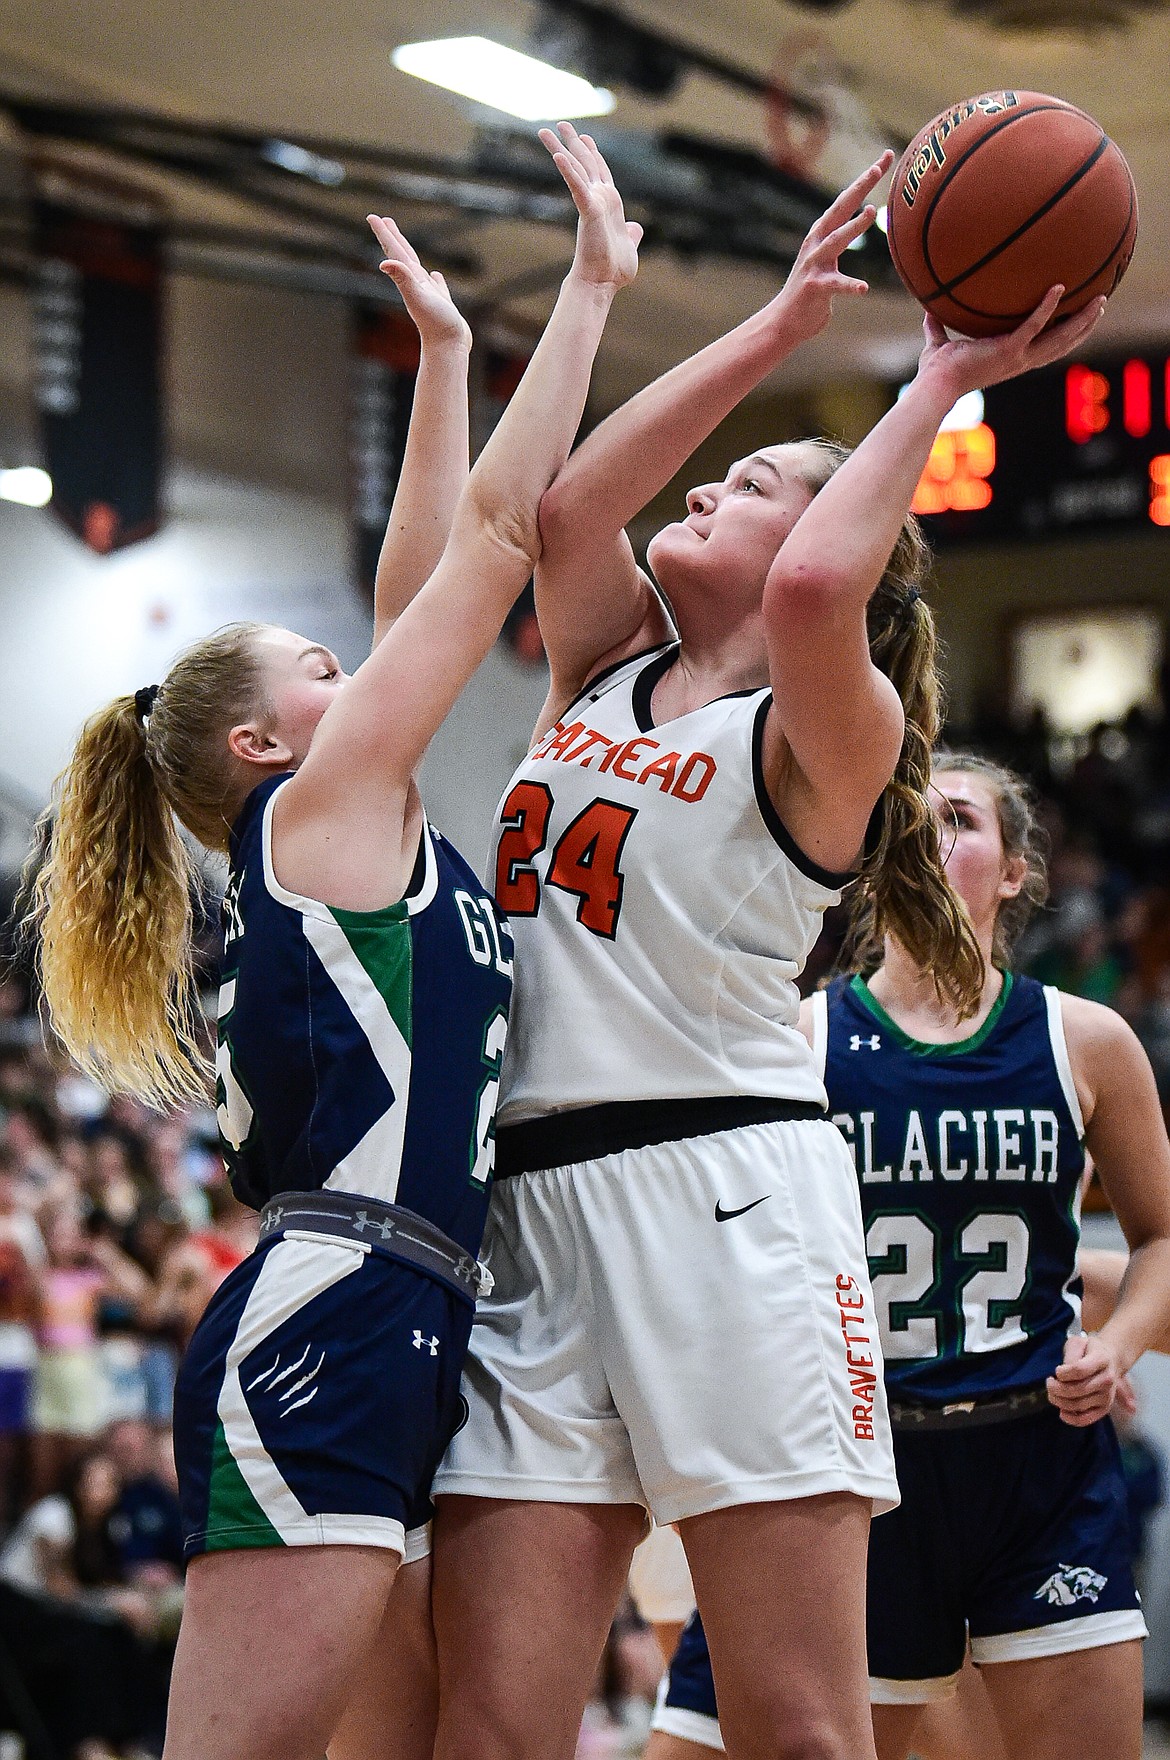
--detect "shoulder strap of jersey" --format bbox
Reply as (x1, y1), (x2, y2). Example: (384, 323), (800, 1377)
(1042, 985), (1086, 1139)
(563, 641), (679, 717)
(808, 988), (829, 1080)
(258, 782), (436, 922)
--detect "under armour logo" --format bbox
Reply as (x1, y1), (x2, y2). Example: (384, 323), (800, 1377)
(354, 1210), (397, 1241)
(412, 1332), (440, 1356)
(849, 1034), (881, 1052)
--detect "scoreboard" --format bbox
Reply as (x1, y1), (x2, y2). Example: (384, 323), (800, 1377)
(904, 352), (1170, 546)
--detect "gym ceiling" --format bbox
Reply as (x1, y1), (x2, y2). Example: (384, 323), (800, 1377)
(1, 0), (1168, 404)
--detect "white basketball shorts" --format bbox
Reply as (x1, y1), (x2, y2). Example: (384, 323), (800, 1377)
(434, 1117), (899, 1523)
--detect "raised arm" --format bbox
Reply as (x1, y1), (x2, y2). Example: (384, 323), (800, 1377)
(760, 290), (1108, 873)
(275, 127), (641, 908)
(534, 152), (893, 703)
(366, 217), (473, 646)
(1047, 995), (1170, 1426)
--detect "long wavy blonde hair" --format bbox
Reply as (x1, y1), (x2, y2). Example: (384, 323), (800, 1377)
(28, 623), (270, 1108)
(791, 442), (985, 1017)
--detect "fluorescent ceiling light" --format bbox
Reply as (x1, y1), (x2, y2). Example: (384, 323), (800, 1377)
(0, 467), (52, 507)
(261, 139), (345, 186)
(392, 37), (615, 122)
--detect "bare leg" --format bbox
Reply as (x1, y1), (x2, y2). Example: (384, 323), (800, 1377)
(680, 1493), (876, 1760)
(872, 1705), (928, 1760)
(652, 1621), (687, 1668)
(885, 1657), (1007, 1760)
(431, 1497), (645, 1760)
(331, 1556), (437, 1760)
(163, 1545), (399, 1760)
(644, 1735), (719, 1760)
(978, 1641), (1143, 1760)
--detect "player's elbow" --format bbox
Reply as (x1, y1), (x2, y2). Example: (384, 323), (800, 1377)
(461, 484), (543, 570)
(762, 560), (843, 634)
(536, 477), (580, 559)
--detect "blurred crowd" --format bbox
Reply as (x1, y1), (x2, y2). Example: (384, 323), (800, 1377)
(0, 978), (256, 1757)
(0, 690), (1166, 1755)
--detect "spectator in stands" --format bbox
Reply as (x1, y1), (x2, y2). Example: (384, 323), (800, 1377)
(31, 1210), (148, 1500)
(105, 1418), (183, 1585)
(0, 1145), (42, 1526)
(0, 1446), (167, 1756)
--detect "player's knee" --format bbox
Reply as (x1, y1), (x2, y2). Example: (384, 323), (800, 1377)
(435, 1699), (566, 1760)
(723, 1698), (864, 1760)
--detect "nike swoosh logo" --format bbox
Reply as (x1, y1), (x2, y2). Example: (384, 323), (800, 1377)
(714, 1196), (769, 1223)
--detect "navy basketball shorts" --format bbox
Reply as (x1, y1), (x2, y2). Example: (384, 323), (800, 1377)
(652, 1610), (723, 1751)
(651, 1401), (1146, 1747)
(867, 1402), (1146, 1701)
(173, 1229), (472, 1562)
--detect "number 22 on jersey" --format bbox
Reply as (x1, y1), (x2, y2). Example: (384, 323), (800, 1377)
(495, 782), (637, 941)
(867, 1210), (1032, 1359)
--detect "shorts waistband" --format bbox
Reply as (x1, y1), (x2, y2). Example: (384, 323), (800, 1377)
(494, 1096), (826, 1178)
(258, 1190), (490, 1304)
(888, 1384), (1051, 1432)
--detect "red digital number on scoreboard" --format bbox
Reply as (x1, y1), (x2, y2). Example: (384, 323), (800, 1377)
(1065, 358), (1166, 444)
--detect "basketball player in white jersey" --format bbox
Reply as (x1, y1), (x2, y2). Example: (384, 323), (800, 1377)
(428, 133), (1107, 1760)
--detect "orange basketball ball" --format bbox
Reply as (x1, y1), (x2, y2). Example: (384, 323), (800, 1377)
(887, 90), (1138, 338)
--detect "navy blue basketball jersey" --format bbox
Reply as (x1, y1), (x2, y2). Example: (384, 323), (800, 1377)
(214, 776), (513, 1256)
(815, 972), (1086, 1401)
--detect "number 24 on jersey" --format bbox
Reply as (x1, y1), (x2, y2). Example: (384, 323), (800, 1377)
(495, 783), (637, 941)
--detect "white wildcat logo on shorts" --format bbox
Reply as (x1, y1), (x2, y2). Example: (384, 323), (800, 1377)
(1034, 1563), (1107, 1607)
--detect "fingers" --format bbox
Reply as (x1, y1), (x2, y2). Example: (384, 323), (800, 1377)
(814, 150), (894, 238)
(1016, 283), (1066, 344)
(1061, 1332), (1092, 1366)
(548, 146), (594, 212)
(1048, 1379), (1114, 1425)
(805, 203), (878, 268)
(1053, 1345), (1106, 1382)
(1033, 293), (1108, 360)
(1052, 1364), (1113, 1394)
(539, 122), (610, 191)
(922, 312), (949, 348)
(1047, 1340), (1117, 1426)
(838, 203), (878, 245)
(367, 214), (422, 269)
(576, 129), (614, 186)
(557, 122), (613, 187)
(1057, 1402), (1112, 1428)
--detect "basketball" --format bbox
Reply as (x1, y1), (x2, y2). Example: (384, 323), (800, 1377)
(887, 90), (1138, 338)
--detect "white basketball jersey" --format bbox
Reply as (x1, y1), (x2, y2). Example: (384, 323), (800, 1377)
(492, 644), (847, 1125)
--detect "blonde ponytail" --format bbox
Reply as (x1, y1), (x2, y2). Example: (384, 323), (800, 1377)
(30, 696), (205, 1108)
(28, 623), (270, 1108)
(792, 442), (985, 1017)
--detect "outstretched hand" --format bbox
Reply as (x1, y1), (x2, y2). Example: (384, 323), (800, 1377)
(540, 121), (642, 292)
(368, 214), (472, 352)
(918, 286), (1108, 401)
(769, 150), (894, 344)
